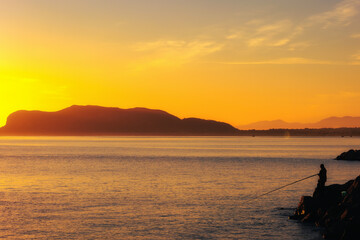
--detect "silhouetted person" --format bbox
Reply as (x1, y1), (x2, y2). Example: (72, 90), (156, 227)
(317, 164), (327, 188)
(313, 164), (327, 199)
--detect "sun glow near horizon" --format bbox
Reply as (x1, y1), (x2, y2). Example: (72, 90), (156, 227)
(1, 0), (360, 127)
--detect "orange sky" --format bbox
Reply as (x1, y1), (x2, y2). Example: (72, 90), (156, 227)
(1, 0), (360, 127)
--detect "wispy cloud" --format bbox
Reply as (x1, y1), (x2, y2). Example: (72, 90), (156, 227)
(226, 33), (241, 40)
(287, 42), (312, 51)
(316, 91), (360, 101)
(227, 0), (360, 48)
(130, 39), (223, 69)
(218, 57), (338, 65)
(353, 51), (360, 60)
(271, 38), (291, 47)
(308, 0), (360, 28)
(222, 0), (360, 64)
(255, 20), (292, 34)
(128, 0), (360, 69)
(133, 40), (187, 52)
(133, 39), (223, 58)
(351, 51), (360, 65)
(247, 37), (265, 47)
(230, 20), (297, 48)
(351, 33), (360, 38)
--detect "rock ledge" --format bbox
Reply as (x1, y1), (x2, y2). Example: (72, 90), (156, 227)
(290, 176), (360, 239)
(335, 149), (360, 161)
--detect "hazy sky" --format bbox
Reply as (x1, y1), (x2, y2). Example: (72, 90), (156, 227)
(1, 0), (360, 126)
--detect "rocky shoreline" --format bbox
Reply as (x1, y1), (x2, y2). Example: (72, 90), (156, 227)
(336, 150), (360, 161)
(290, 176), (360, 239)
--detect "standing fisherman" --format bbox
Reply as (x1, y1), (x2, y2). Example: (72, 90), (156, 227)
(313, 164), (327, 199)
(317, 164), (327, 188)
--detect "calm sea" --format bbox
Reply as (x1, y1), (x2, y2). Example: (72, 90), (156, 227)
(0, 136), (359, 239)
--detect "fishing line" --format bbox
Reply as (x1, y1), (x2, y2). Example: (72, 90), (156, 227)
(244, 174), (318, 203)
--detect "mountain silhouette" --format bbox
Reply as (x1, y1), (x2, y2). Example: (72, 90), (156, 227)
(238, 116), (360, 130)
(312, 116), (360, 128)
(0, 105), (240, 136)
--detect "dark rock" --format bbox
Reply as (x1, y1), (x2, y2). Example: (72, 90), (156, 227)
(290, 176), (360, 240)
(290, 196), (315, 220)
(336, 149), (360, 161)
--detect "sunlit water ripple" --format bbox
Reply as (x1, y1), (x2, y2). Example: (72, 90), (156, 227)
(0, 136), (359, 239)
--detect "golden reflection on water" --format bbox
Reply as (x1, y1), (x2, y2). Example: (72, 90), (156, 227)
(0, 137), (359, 239)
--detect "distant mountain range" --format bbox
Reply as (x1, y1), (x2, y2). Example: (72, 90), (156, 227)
(237, 117), (360, 130)
(0, 105), (240, 136)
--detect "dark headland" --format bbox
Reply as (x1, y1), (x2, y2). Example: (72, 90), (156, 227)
(1, 105), (360, 136)
(0, 105), (240, 136)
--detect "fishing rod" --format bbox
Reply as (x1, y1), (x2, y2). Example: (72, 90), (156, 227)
(244, 173), (318, 203)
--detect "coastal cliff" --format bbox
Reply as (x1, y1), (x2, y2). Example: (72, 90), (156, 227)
(290, 176), (360, 240)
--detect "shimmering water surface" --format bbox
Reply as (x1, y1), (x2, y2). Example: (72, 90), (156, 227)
(0, 136), (359, 239)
